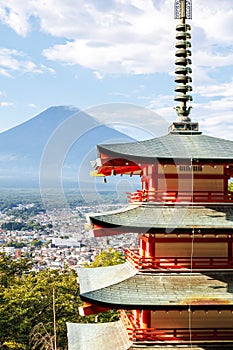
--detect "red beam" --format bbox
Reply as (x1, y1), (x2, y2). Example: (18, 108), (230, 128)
(93, 225), (124, 237)
(157, 174), (227, 179)
(79, 302), (111, 316)
(137, 236), (233, 243)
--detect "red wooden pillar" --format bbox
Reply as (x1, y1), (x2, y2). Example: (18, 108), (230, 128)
(133, 309), (140, 325)
(144, 164), (158, 201)
(142, 175), (148, 192)
(146, 235), (155, 258)
(153, 163), (158, 200)
(139, 235), (146, 258)
(140, 310), (151, 329)
(224, 166), (230, 199)
(149, 163), (158, 201)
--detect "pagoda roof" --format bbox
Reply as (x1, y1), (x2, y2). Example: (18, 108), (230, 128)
(67, 321), (132, 350)
(78, 263), (233, 310)
(97, 133), (233, 162)
(67, 323), (231, 350)
(89, 203), (233, 234)
(67, 321), (233, 350)
(78, 261), (137, 295)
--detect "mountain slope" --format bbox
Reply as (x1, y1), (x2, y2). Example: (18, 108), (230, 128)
(0, 106), (134, 187)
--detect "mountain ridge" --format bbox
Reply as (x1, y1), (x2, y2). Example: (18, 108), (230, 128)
(0, 106), (134, 188)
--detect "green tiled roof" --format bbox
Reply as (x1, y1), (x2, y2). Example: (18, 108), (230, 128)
(98, 133), (233, 161)
(78, 268), (233, 309)
(89, 204), (233, 233)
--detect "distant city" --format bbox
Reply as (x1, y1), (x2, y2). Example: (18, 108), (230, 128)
(0, 189), (138, 270)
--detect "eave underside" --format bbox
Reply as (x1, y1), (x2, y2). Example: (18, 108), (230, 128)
(94, 133), (233, 175)
(95, 155), (233, 176)
(89, 204), (233, 235)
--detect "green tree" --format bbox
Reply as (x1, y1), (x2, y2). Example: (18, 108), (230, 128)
(85, 248), (125, 267)
(0, 254), (83, 349)
(0, 253), (32, 287)
(30, 239), (43, 248)
(1, 222), (25, 231)
(0, 249), (125, 349)
(6, 241), (27, 248)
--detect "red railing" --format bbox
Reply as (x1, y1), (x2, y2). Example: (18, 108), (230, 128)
(120, 310), (233, 342)
(124, 248), (233, 270)
(127, 190), (233, 203)
(134, 327), (233, 342)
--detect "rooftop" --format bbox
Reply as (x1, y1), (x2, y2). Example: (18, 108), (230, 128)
(97, 133), (233, 163)
(78, 263), (233, 310)
(89, 203), (233, 234)
(67, 321), (132, 350)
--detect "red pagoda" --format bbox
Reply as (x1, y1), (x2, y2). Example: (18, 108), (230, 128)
(67, 1), (233, 349)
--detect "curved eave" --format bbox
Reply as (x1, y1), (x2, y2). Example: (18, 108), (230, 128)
(98, 148), (233, 165)
(77, 262), (137, 295)
(80, 294), (233, 311)
(97, 133), (233, 165)
(89, 204), (233, 235)
(91, 219), (233, 236)
(67, 321), (132, 350)
(79, 271), (233, 311)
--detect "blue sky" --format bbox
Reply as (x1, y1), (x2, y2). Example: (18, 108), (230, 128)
(0, 0), (233, 139)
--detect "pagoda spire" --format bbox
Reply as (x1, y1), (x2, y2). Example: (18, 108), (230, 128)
(174, 0), (193, 123)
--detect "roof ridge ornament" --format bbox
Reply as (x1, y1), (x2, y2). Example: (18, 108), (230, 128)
(170, 0), (199, 133)
(174, 0), (192, 20)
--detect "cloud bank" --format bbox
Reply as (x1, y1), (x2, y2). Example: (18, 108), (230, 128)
(0, 0), (232, 76)
(0, 0), (233, 138)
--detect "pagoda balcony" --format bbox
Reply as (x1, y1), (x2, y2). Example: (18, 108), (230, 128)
(124, 248), (233, 270)
(127, 190), (233, 203)
(120, 310), (233, 343)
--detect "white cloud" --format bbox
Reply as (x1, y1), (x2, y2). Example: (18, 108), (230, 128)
(0, 0), (232, 77)
(110, 92), (130, 98)
(0, 0), (233, 140)
(0, 2), (31, 36)
(196, 80), (233, 98)
(194, 1), (233, 44)
(86, 103), (169, 138)
(0, 101), (14, 107)
(28, 103), (37, 108)
(93, 71), (104, 80)
(193, 50), (233, 68)
(0, 48), (55, 77)
(0, 0), (175, 74)
(0, 0), (233, 136)
(43, 39), (173, 75)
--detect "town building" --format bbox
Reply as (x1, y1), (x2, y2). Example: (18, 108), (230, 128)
(67, 1), (233, 349)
